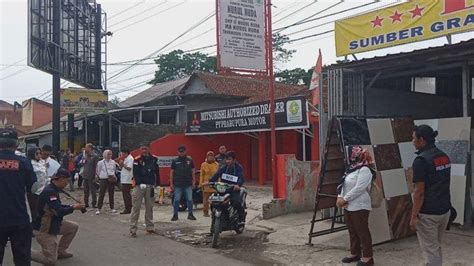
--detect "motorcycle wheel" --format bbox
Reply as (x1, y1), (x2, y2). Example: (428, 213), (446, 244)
(211, 217), (221, 248)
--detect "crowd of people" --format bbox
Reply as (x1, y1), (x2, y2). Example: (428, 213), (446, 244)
(1, 123), (456, 266)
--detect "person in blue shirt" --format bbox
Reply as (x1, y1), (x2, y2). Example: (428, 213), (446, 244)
(0, 128), (37, 266)
(208, 151), (245, 223)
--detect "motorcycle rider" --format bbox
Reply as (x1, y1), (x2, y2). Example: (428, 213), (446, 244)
(208, 151), (245, 224)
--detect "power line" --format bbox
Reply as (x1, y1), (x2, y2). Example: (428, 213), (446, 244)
(107, 11), (215, 82)
(113, 2), (186, 33)
(108, 0), (147, 20)
(0, 68), (31, 81)
(273, 0), (318, 25)
(109, 0), (168, 28)
(0, 57), (27, 71)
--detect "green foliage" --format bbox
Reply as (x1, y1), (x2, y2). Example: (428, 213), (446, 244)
(272, 33), (296, 69)
(149, 50), (217, 84)
(275, 68), (313, 86)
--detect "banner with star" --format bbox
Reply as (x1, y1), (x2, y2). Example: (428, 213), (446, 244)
(335, 0), (474, 56)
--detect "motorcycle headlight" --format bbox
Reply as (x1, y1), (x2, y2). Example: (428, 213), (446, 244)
(216, 184), (226, 193)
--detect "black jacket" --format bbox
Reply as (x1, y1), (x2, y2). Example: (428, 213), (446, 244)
(133, 155), (160, 186)
(33, 183), (74, 235)
(0, 149), (37, 227)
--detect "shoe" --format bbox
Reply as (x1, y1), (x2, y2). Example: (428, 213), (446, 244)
(146, 229), (157, 235)
(356, 258), (374, 266)
(203, 213), (210, 217)
(342, 256), (361, 263)
(129, 231), (137, 238)
(120, 211), (131, 215)
(95, 209), (100, 215)
(171, 215), (178, 221)
(111, 209), (118, 214)
(58, 251), (73, 259)
(188, 214), (197, 221)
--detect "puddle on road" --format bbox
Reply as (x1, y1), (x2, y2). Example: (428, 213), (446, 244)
(156, 222), (276, 265)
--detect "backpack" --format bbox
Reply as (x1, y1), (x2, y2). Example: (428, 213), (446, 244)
(367, 167), (383, 208)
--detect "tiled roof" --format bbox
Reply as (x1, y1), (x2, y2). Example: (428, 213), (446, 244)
(191, 72), (308, 103)
(118, 76), (190, 107)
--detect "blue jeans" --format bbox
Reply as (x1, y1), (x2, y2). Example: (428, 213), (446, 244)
(173, 186), (193, 216)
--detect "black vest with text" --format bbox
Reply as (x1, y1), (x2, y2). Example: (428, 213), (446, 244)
(416, 145), (451, 215)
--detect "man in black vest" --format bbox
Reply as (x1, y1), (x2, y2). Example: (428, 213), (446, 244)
(0, 128), (37, 266)
(410, 125), (451, 266)
(170, 145), (196, 221)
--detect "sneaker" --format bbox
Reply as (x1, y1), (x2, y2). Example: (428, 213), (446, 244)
(95, 209), (100, 215)
(146, 229), (157, 235)
(188, 214), (197, 221)
(203, 213), (210, 217)
(171, 215), (178, 221)
(111, 209), (118, 214)
(129, 231), (137, 238)
(342, 255), (361, 263)
(120, 210), (131, 215)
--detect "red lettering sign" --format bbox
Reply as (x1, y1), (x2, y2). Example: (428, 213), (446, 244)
(0, 160), (20, 170)
(444, 0), (474, 14)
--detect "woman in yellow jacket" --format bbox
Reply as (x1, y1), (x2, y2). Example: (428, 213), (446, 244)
(199, 151), (220, 217)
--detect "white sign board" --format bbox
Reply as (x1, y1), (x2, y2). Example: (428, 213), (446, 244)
(157, 156), (175, 168)
(218, 0), (266, 71)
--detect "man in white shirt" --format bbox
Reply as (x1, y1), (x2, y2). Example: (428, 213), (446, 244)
(119, 147), (134, 214)
(41, 145), (60, 178)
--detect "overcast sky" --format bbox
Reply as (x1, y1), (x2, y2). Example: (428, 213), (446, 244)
(1, 0), (472, 104)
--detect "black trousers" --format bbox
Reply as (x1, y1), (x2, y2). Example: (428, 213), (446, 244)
(230, 192), (244, 221)
(0, 224), (32, 266)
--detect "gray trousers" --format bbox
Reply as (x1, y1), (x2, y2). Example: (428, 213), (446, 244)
(416, 211), (450, 266)
(130, 186), (155, 233)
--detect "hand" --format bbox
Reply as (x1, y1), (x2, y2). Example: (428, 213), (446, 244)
(73, 203), (86, 210)
(410, 216), (417, 231)
(233, 185), (241, 191)
(170, 184), (174, 191)
(119, 160), (124, 167)
(336, 197), (347, 208)
(202, 182), (209, 187)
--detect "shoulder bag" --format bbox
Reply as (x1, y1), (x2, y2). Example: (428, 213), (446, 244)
(104, 161), (117, 183)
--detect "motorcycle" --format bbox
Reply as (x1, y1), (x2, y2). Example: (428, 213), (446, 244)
(207, 182), (247, 248)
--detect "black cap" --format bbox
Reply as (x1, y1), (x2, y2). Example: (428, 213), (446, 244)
(0, 128), (18, 140)
(178, 145), (186, 152)
(52, 168), (70, 179)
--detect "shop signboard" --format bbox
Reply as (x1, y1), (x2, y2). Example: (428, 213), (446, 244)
(60, 88), (108, 114)
(186, 96), (308, 135)
(217, 0), (266, 71)
(335, 0), (474, 56)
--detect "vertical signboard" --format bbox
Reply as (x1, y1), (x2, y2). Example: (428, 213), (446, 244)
(218, 0), (266, 71)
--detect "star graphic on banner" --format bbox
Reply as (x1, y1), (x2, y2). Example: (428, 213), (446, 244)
(410, 5), (424, 18)
(371, 16), (384, 28)
(389, 10), (403, 23)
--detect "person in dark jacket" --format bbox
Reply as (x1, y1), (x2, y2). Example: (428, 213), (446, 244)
(170, 145), (196, 221)
(31, 168), (85, 265)
(129, 143), (160, 238)
(410, 125), (452, 266)
(215, 145), (227, 168)
(208, 151), (245, 223)
(0, 128), (37, 266)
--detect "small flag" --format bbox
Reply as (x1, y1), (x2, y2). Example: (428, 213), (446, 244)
(309, 49), (322, 108)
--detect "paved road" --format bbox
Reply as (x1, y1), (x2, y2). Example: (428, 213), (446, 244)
(3, 211), (248, 266)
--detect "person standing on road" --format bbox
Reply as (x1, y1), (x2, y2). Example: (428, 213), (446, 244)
(215, 145), (227, 168)
(336, 145), (374, 266)
(170, 145), (196, 221)
(82, 143), (100, 209)
(130, 144), (160, 238)
(95, 150), (118, 215)
(199, 151), (219, 217)
(410, 125), (452, 266)
(27, 147), (48, 224)
(119, 147), (134, 214)
(31, 168), (85, 265)
(0, 128), (37, 266)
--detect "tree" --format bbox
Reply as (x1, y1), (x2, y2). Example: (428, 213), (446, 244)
(149, 50), (217, 84)
(110, 96), (121, 105)
(272, 33), (296, 69)
(275, 68), (312, 86)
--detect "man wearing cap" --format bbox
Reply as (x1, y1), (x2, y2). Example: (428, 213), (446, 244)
(31, 168), (85, 265)
(0, 128), (37, 266)
(129, 143), (160, 238)
(170, 145), (196, 221)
